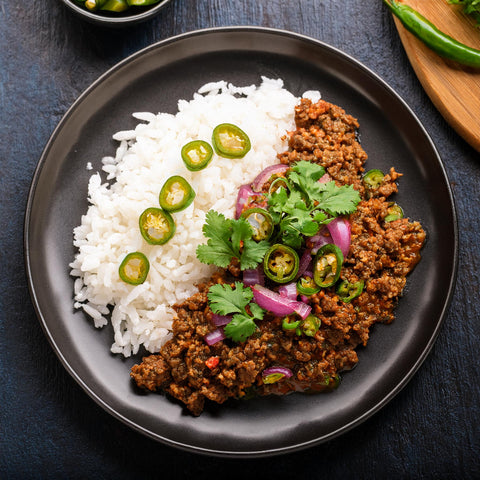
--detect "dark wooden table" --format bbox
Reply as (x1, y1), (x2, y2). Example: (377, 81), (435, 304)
(1, 0), (479, 478)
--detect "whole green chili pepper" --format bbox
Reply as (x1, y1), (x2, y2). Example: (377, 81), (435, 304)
(127, 0), (160, 5)
(84, 0), (107, 10)
(384, 0), (480, 68)
(100, 0), (128, 11)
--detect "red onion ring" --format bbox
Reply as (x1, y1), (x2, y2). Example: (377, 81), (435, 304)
(235, 184), (255, 219)
(326, 217), (351, 257)
(262, 366), (293, 379)
(252, 285), (311, 319)
(252, 164), (290, 192)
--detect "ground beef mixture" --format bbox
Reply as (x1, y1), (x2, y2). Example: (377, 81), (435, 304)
(130, 98), (426, 416)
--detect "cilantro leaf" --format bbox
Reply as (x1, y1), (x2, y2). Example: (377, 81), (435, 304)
(288, 161), (326, 205)
(207, 282), (266, 343)
(313, 209), (330, 224)
(202, 210), (231, 243)
(314, 182), (361, 216)
(224, 314), (257, 342)
(238, 238), (270, 270)
(248, 302), (266, 320)
(196, 241), (235, 269)
(280, 227), (303, 250)
(291, 160), (326, 182)
(266, 161), (360, 248)
(268, 186), (288, 221)
(230, 218), (252, 253)
(207, 282), (252, 315)
(196, 210), (269, 270)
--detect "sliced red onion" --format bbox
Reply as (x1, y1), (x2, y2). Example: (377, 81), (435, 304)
(204, 328), (226, 345)
(243, 267), (265, 287)
(262, 366), (293, 379)
(252, 164), (290, 192)
(300, 294), (310, 303)
(296, 249), (313, 278)
(294, 301), (312, 320)
(318, 173), (332, 184)
(310, 228), (331, 255)
(252, 285), (312, 319)
(327, 217), (351, 257)
(211, 314), (232, 326)
(252, 285), (294, 315)
(278, 282), (298, 300)
(235, 184), (255, 219)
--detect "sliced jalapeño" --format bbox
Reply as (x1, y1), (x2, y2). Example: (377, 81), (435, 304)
(337, 279), (364, 303)
(296, 274), (321, 296)
(268, 176), (291, 195)
(181, 140), (213, 171)
(241, 207), (274, 242)
(139, 207), (175, 245)
(118, 252), (149, 285)
(363, 169), (385, 192)
(263, 244), (300, 284)
(282, 315), (301, 331)
(385, 202), (404, 222)
(299, 314), (321, 337)
(212, 123), (251, 159)
(159, 175), (195, 213)
(313, 244), (344, 288)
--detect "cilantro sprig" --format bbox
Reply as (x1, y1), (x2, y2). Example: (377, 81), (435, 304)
(449, 0), (480, 25)
(196, 210), (270, 270)
(268, 161), (361, 248)
(208, 282), (265, 342)
(196, 161), (360, 265)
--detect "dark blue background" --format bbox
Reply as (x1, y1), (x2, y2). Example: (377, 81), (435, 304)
(1, 0), (479, 478)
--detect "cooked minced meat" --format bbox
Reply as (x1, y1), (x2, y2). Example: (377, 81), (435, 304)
(130, 98), (425, 416)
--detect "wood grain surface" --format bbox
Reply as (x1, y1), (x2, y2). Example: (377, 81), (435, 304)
(392, 0), (480, 151)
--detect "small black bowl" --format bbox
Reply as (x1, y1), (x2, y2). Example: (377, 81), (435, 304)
(60, 0), (172, 27)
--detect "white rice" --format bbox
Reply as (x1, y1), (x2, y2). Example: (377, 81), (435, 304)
(70, 77), (318, 357)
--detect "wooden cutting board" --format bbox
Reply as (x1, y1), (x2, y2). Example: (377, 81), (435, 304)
(391, 0), (480, 152)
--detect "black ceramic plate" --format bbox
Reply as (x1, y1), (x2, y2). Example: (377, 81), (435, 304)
(25, 27), (458, 457)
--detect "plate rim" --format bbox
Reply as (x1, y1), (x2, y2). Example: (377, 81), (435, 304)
(24, 26), (459, 457)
